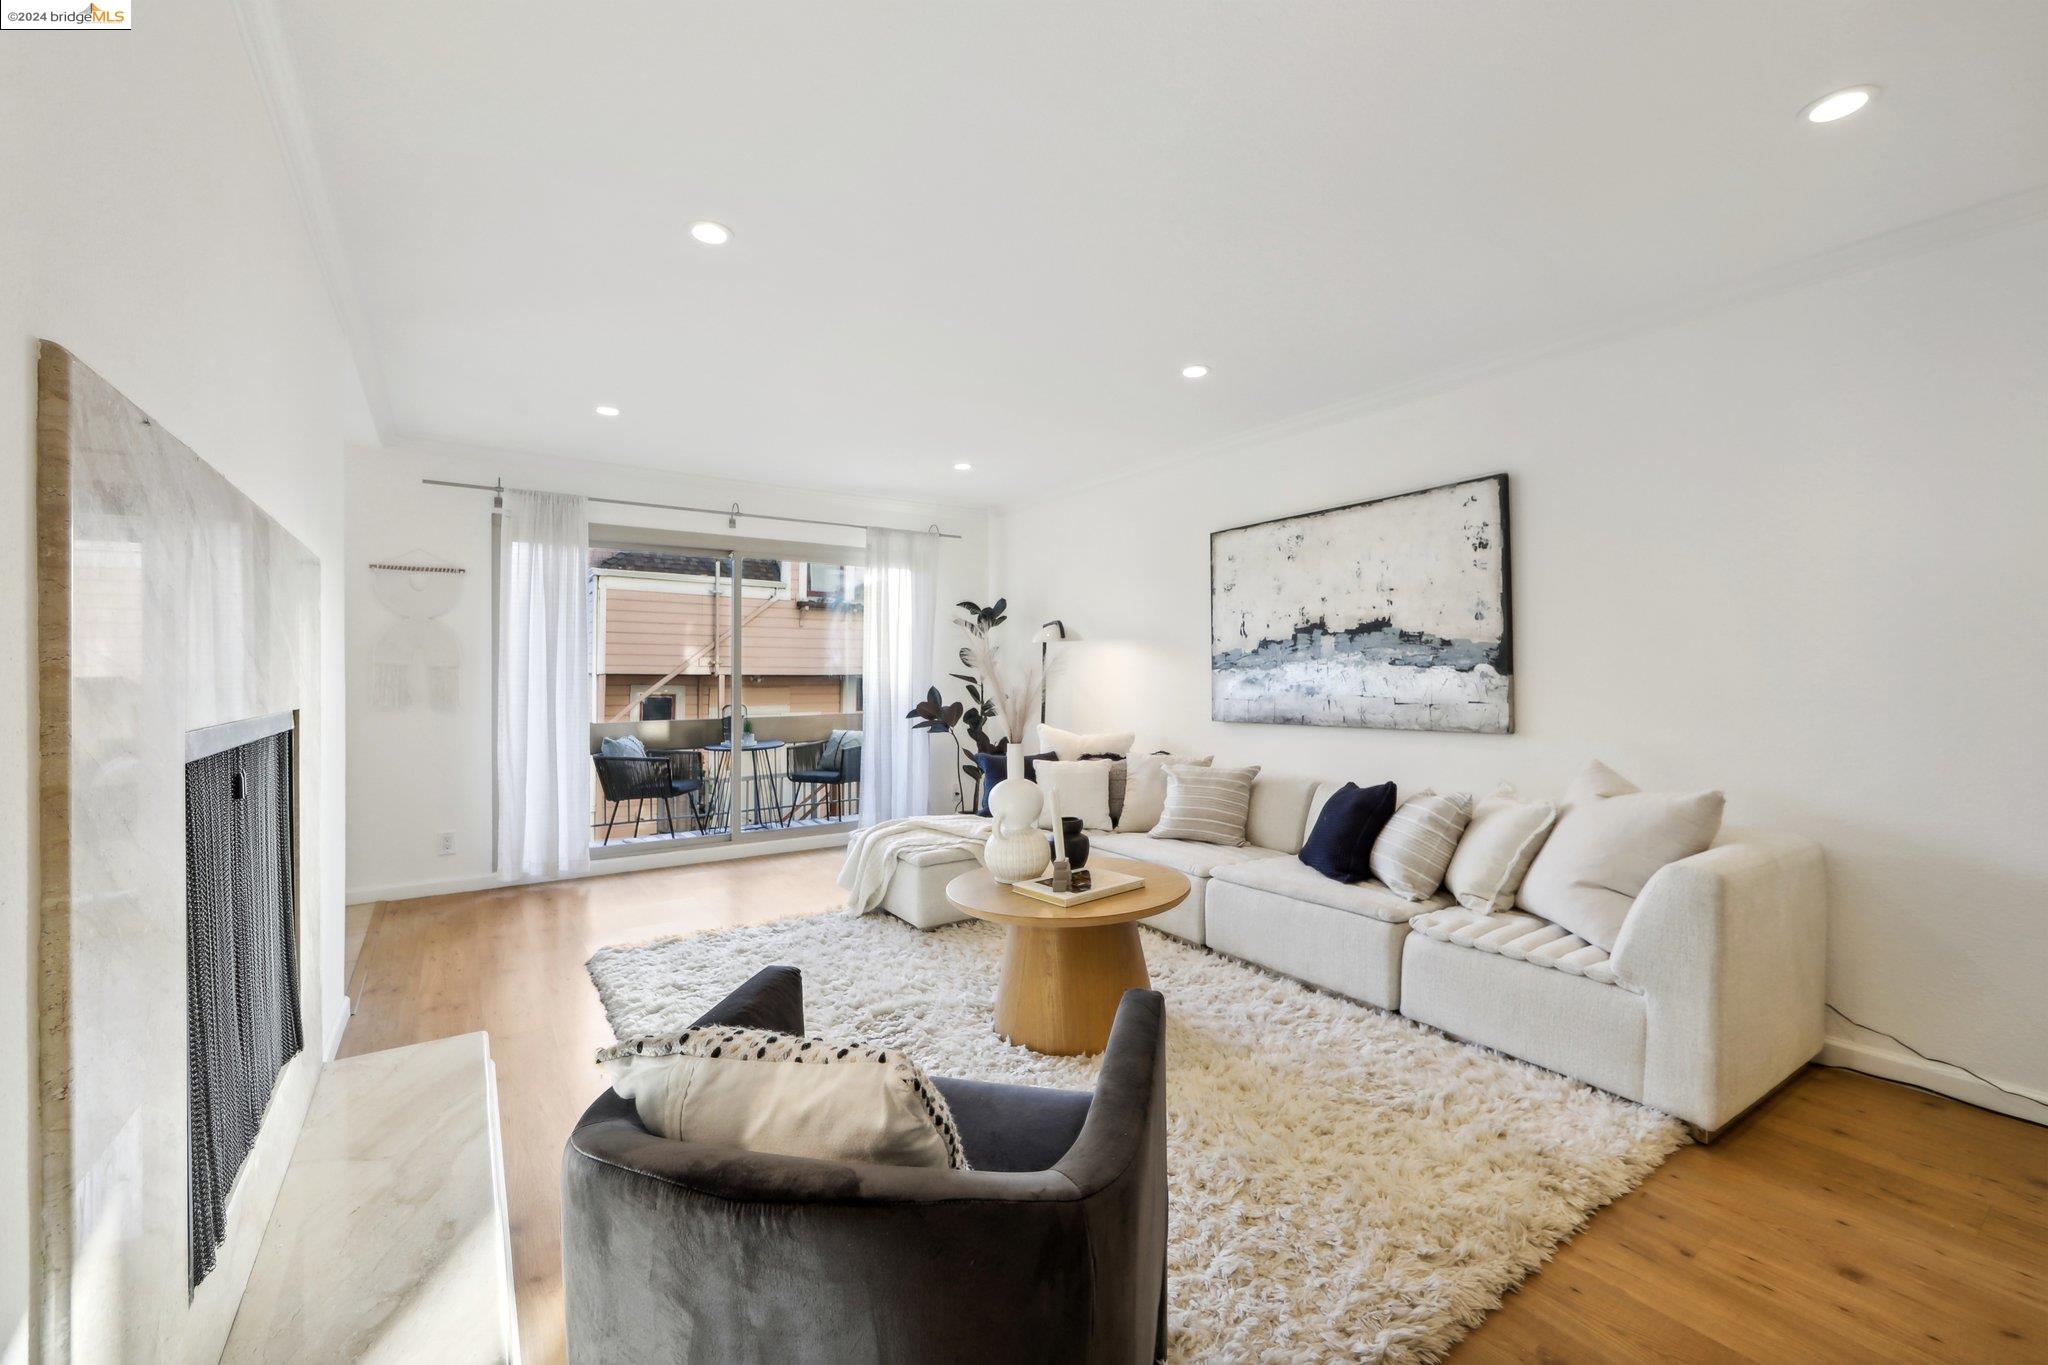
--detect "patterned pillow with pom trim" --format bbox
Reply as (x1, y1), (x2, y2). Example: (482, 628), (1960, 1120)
(598, 1025), (969, 1170)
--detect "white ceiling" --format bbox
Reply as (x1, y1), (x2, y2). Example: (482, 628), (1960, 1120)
(278, 1), (2048, 504)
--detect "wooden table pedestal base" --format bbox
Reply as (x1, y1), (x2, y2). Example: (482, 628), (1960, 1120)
(993, 921), (1150, 1056)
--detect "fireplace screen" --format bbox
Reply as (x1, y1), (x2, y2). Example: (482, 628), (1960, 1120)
(185, 720), (303, 1289)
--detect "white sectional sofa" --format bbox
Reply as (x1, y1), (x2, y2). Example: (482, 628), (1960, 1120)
(867, 772), (1826, 1138)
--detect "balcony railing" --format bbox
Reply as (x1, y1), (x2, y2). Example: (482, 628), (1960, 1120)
(589, 711), (863, 847)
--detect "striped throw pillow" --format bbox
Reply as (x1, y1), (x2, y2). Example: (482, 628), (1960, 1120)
(1369, 790), (1473, 899)
(1149, 764), (1261, 847)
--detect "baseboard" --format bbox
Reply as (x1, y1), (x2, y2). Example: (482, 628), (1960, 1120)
(347, 870), (516, 903)
(323, 994), (351, 1060)
(347, 829), (853, 905)
(1821, 1031), (2048, 1126)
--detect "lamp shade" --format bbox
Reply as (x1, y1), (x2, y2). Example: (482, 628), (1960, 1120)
(1034, 620), (1077, 646)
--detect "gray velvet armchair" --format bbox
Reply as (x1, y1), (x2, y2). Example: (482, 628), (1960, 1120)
(563, 966), (1169, 1364)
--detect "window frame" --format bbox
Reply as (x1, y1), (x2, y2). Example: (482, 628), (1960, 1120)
(582, 528), (868, 860)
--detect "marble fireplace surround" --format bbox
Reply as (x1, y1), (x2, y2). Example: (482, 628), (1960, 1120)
(35, 344), (327, 1363)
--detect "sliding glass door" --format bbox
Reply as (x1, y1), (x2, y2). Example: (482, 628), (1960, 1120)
(586, 539), (864, 853)
(737, 554), (864, 830)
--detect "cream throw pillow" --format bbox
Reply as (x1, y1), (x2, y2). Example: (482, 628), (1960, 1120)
(598, 1026), (968, 1169)
(1150, 764), (1260, 847)
(1116, 753), (1211, 832)
(1444, 787), (1559, 913)
(1369, 789), (1472, 899)
(1516, 761), (1725, 951)
(1032, 759), (1115, 831)
(1038, 724), (1136, 761)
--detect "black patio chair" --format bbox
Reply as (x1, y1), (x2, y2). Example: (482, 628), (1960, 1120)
(649, 749), (711, 833)
(785, 729), (862, 824)
(593, 752), (708, 844)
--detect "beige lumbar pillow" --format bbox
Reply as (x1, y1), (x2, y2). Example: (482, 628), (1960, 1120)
(1037, 724), (1136, 761)
(1117, 752), (1211, 832)
(1032, 758), (1115, 831)
(1369, 789), (1472, 899)
(1444, 787), (1558, 914)
(1150, 763), (1260, 846)
(1516, 761), (1725, 951)
(598, 1025), (968, 1169)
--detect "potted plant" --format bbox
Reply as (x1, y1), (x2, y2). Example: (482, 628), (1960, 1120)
(908, 597), (1042, 812)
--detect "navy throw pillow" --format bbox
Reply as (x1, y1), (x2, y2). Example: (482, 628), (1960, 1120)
(971, 752), (1006, 815)
(971, 750), (1057, 816)
(1298, 781), (1398, 883)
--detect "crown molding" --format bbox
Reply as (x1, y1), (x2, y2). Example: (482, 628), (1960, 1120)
(1052, 183), (2048, 504)
(226, 0), (395, 444)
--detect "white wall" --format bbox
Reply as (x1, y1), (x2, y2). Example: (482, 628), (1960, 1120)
(993, 219), (2048, 1116)
(345, 441), (988, 901)
(0, 6), (367, 1357)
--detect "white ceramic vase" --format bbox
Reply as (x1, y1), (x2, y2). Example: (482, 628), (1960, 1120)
(984, 777), (1052, 884)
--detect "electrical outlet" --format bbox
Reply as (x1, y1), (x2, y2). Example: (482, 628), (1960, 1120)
(438, 831), (455, 857)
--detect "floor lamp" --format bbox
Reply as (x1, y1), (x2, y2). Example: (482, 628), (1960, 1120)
(1034, 620), (1076, 725)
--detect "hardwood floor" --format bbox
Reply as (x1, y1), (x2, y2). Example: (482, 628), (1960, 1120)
(342, 850), (2048, 1364)
(1459, 1071), (2046, 1362)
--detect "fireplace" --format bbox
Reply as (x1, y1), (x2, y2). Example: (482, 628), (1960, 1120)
(38, 346), (330, 1357)
(185, 714), (304, 1289)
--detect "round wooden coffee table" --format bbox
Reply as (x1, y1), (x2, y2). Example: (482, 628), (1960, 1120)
(946, 855), (1190, 1056)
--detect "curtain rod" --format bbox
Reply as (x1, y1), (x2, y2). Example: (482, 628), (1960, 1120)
(420, 477), (963, 540)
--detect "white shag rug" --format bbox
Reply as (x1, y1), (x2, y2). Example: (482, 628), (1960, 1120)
(587, 911), (1685, 1363)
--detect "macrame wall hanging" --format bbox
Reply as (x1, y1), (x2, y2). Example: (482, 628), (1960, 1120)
(369, 555), (464, 710)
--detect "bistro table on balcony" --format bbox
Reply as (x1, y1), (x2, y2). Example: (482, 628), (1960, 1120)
(702, 737), (789, 829)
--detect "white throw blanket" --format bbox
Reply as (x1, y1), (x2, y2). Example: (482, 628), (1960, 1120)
(838, 815), (990, 912)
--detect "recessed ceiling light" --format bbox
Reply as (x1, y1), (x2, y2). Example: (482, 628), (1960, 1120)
(594, 405), (620, 417)
(1182, 364), (1210, 380)
(689, 221), (733, 246)
(1801, 85), (1878, 124)
(953, 461), (973, 471)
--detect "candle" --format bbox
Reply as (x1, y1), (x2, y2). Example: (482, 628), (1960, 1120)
(1047, 790), (1067, 861)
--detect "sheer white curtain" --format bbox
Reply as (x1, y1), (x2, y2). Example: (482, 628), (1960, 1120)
(860, 527), (939, 826)
(496, 489), (592, 879)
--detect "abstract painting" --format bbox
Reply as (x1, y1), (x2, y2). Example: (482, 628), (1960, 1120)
(1210, 474), (1512, 732)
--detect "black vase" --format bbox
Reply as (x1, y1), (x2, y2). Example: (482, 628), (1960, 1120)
(1049, 816), (1090, 870)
